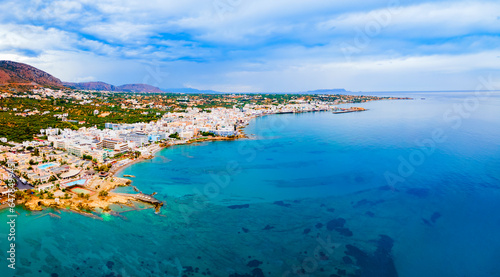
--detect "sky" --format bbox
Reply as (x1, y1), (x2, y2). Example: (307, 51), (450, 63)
(0, 0), (499, 92)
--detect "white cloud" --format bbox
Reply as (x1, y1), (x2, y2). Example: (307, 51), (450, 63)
(319, 1), (500, 38)
(0, 0), (499, 91)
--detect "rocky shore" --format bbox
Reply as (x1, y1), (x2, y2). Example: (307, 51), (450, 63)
(15, 177), (161, 215)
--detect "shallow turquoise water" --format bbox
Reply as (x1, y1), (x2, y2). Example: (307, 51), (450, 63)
(2, 92), (500, 277)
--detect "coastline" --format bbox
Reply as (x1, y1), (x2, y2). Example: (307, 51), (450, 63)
(109, 107), (358, 178)
(6, 103), (383, 216)
(111, 118), (253, 178)
(109, 157), (147, 176)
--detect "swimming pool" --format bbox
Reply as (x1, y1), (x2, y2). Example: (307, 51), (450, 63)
(64, 179), (86, 187)
(38, 162), (58, 170)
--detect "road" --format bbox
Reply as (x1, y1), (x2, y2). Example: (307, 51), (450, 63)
(1, 165), (33, 190)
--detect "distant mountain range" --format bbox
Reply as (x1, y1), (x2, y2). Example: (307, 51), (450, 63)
(0, 60), (163, 93)
(306, 88), (348, 94)
(163, 88), (351, 94)
(0, 60), (351, 94)
(162, 87), (221, 94)
(64, 81), (163, 93)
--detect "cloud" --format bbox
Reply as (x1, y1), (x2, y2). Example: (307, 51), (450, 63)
(0, 0), (499, 91)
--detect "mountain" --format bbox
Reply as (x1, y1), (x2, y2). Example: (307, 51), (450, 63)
(163, 87), (222, 94)
(63, 81), (116, 91)
(116, 84), (163, 93)
(0, 60), (162, 93)
(0, 60), (64, 87)
(306, 88), (348, 94)
(64, 82), (163, 93)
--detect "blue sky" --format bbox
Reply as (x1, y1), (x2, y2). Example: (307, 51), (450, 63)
(0, 0), (499, 92)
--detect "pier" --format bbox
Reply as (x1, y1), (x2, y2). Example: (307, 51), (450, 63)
(114, 192), (164, 213)
(332, 107), (367, 114)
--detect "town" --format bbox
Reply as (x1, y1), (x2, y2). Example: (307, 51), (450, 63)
(0, 86), (405, 213)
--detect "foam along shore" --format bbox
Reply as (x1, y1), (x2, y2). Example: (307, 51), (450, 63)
(16, 176), (164, 214)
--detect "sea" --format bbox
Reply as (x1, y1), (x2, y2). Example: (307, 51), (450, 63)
(1, 91), (500, 277)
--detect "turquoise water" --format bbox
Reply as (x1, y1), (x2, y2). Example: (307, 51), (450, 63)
(2, 92), (500, 277)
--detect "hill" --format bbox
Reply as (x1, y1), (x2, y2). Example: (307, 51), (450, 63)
(0, 60), (64, 88)
(306, 88), (348, 94)
(0, 60), (163, 93)
(116, 84), (163, 93)
(162, 87), (222, 94)
(64, 82), (163, 93)
(63, 81), (116, 91)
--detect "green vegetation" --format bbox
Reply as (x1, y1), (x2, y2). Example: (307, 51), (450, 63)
(0, 89), (390, 143)
(200, 131), (215, 137)
(169, 132), (180, 139)
(82, 154), (93, 160)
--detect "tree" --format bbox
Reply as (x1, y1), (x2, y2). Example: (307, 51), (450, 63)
(169, 132), (180, 139)
(82, 154), (92, 160)
(14, 190), (25, 198)
(99, 191), (108, 198)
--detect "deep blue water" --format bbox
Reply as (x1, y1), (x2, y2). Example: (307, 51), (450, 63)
(2, 92), (500, 277)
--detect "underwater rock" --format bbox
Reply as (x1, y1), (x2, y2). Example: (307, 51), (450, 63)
(406, 188), (430, 198)
(263, 225), (274, 230)
(242, 227), (249, 233)
(247, 259), (263, 267)
(345, 244), (368, 263)
(326, 218), (346, 231)
(344, 235), (398, 277)
(316, 223), (323, 229)
(353, 199), (385, 208)
(336, 227), (353, 237)
(106, 261), (114, 270)
(342, 256), (353, 264)
(273, 201), (291, 207)
(431, 212), (441, 223)
(303, 228), (311, 234)
(183, 266), (194, 273)
(229, 267), (265, 277)
(228, 204), (250, 209)
(251, 268), (265, 277)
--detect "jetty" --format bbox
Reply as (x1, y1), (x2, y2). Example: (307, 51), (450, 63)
(114, 192), (164, 213)
(332, 107), (367, 114)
